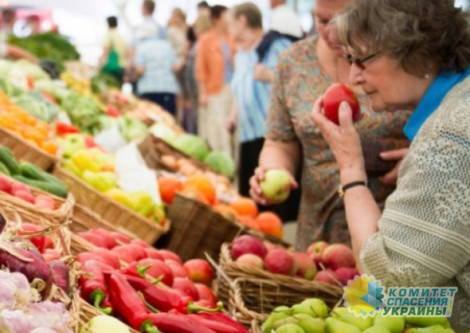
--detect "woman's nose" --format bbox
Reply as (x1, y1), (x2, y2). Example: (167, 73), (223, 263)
(349, 63), (364, 85)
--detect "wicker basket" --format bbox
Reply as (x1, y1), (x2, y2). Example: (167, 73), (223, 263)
(251, 320), (262, 333)
(216, 243), (343, 324)
(70, 204), (137, 255)
(0, 177), (74, 227)
(52, 166), (170, 244)
(0, 126), (57, 171)
(157, 194), (242, 262)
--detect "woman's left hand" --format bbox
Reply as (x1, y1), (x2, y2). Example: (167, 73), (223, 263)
(310, 97), (366, 183)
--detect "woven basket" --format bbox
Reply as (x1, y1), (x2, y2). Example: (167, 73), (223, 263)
(70, 204), (137, 255)
(157, 194), (242, 262)
(0, 126), (57, 171)
(52, 166), (170, 244)
(216, 243), (343, 324)
(251, 320), (261, 333)
(0, 177), (74, 227)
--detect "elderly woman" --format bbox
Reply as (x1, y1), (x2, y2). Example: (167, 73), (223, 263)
(311, 0), (470, 329)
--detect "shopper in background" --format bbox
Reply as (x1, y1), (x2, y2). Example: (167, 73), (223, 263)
(195, 5), (235, 158)
(167, 7), (189, 125)
(135, 0), (166, 41)
(133, 26), (179, 115)
(99, 16), (130, 84)
(184, 13), (213, 134)
(197, 1), (211, 16)
(227, 3), (292, 204)
(27, 15), (41, 35)
(269, 0), (303, 39)
(311, 0), (470, 329)
(249, 0), (411, 251)
(1, 7), (16, 36)
(0, 8), (37, 63)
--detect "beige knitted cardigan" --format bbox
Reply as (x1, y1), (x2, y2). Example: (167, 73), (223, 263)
(360, 76), (470, 331)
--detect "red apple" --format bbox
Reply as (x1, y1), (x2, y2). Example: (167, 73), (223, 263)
(263, 241), (278, 253)
(321, 244), (355, 270)
(165, 259), (189, 278)
(334, 267), (360, 286)
(0, 174), (12, 193)
(172, 277), (199, 300)
(231, 235), (267, 260)
(307, 241), (329, 265)
(235, 253), (264, 270)
(183, 259), (214, 285)
(138, 258), (174, 286)
(292, 251), (317, 280)
(194, 283), (217, 308)
(264, 248), (297, 276)
(157, 249), (182, 264)
(314, 269), (339, 286)
(322, 83), (360, 125)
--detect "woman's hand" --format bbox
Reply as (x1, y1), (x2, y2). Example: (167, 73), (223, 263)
(310, 97), (366, 184)
(379, 148), (409, 185)
(249, 166), (298, 205)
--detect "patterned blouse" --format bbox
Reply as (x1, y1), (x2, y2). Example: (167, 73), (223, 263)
(266, 38), (412, 250)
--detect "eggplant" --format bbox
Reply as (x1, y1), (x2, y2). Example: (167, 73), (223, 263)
(0, 240), (52, 297)
(48, 260), (70, 295)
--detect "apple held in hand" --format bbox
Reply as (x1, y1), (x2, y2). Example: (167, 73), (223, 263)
(260, 169), (291, 204)
(322, 83), (360, 125)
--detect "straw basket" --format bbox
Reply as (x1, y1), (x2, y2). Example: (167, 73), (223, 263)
(70, 204), (137, 255)
(251, 320), (262, 333)
(157, 194), (242, 262)
(0, 177), (74, 227)
(53, 166), (170, 244)
(216, 243), (343, 325)
(0, 127), (57, 170)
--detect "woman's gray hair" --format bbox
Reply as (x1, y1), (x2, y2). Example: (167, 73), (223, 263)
(334, 0), (470, 76)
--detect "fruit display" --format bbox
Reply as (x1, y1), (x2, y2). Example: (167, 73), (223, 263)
(322, 83), (360, 125)
(0, 90), (58, 155)
(259, 300), (455, 333)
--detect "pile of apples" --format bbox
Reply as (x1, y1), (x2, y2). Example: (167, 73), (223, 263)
(0, 174), (56, 210)
(261, 300), (455, 333)
(230, 235), (358, 286)
(78, 228), (218, 305)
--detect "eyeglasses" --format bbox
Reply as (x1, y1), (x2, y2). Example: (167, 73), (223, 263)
(345, 52), (381, 69)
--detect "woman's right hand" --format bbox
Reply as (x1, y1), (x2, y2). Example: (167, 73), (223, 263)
(249, 166), (298, 205)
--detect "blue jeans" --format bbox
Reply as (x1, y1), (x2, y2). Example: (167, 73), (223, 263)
(140, 92), (176, 116)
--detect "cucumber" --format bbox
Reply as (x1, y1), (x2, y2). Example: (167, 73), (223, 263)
(0, 162), (11, 176)
(20, 162), (67, 188)
(0, 146), (20, 175)
(13, 175), (68, 198)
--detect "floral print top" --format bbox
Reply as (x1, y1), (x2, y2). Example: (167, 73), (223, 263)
(266, 38), (412, 250)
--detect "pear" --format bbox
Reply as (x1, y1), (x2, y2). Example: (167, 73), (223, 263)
(293, 298), (329, 318)
(405, 317), (450, 328)
(408, 325), (455, 333)
(373, 313), (405, 333)
(262, 307), (292, 333)
(275, 323), (306, 333)
(297, 317), (326, 333)
(325, 318), (362, 333)
(331, 307), (373, 331)
(363, 327), (391, 333)
(273, 317), (299, 330)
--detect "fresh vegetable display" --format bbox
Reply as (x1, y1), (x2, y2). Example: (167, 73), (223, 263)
(12, 90), (59, 123)
(0, 91), (58, 155)
(260, 299), (455, 333)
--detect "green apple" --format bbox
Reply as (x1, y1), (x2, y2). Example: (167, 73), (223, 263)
(325, 318), (362, 333)
(332, 307), (374, 330)
(408, 325), (455, 333)
(276, 323), (306, 333)
(362, 327), (391, 333)
(374, 313), (405, 333)
(260, 169), (291, 203)
(80, 315), (130, 333)
(405, 317), (450, 328)
(296, 316), (326, 333)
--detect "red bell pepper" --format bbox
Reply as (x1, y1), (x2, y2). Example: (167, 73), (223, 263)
(90, 248), (121, 269)
(147, 313), (217, 333)
(106, 106), (120, 117)
(79, 260), (112, 314)
(84, 136), (97, 148)
(125, 275), (189, 313)
(190, 313), (249, 333)
(105, 272), (156, 332)
(121, 263), (152, 278)
(77, 251), (120, 269)
(56, 122), (79, 135)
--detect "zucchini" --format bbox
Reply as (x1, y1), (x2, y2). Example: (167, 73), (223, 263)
(13, 175), (68, 198)
(0, 146), (20, 175)
(0, 162), (11, 176)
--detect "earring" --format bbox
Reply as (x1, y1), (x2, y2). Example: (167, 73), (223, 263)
(424, 74), (430, 79)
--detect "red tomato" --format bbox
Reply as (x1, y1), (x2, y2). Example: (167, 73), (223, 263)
(322, 83), (360, 125)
